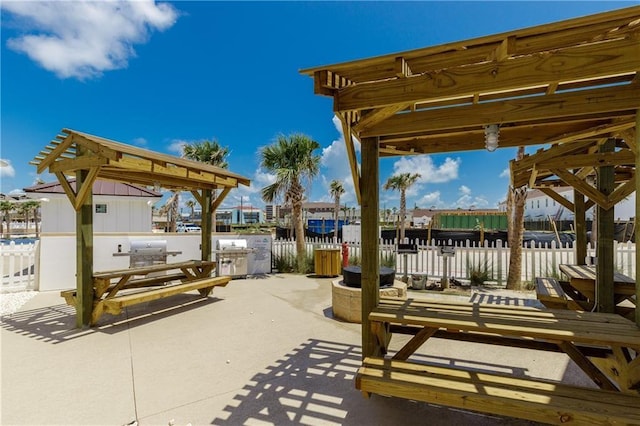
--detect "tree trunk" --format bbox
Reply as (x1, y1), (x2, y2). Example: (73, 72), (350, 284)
(334, 196), (339, 243)
(293, 201), (306, 272)
(399, 190), (406, 241)
(506, 146), (527, 290)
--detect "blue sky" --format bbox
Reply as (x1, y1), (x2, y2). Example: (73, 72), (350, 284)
(1, 1), (637, 213)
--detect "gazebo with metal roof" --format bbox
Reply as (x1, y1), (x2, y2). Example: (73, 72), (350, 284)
(301, 5), (640, 360)
(31, 129), (250, 327)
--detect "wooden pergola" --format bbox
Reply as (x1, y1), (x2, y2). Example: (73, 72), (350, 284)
(301, 5), (640, 358)
(31, 129), (250, 327)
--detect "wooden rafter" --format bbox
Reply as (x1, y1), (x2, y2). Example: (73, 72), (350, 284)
(339, 113), (362, 204)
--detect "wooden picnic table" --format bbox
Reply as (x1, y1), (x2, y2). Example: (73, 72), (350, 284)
(61, 260), (230, 324)
(559, 264), (637, 315)
(357, 297), (640, 424)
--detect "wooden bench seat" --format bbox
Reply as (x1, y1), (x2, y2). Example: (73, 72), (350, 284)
(536, 277), (568, 309)
(94, 276), (231, 322)
(356, 356), (640, 425)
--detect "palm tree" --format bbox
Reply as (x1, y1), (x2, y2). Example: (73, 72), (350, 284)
(0, 201), (13, 238)
(182, 139), (230, 234)
(260, 133), (320, 272)
(506, 146), (527, 290)
(185, 199), (196, 220)
(329, 180), (345, 242)
(22, 200), (40, 236)
(182, 139), (230, 168)
(384, 173), (421, 241)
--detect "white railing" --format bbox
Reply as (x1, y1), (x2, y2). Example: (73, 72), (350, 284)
(1, 241), (38, 292)
(274, 237), (636, 284)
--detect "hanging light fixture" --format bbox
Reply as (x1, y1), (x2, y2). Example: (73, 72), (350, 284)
(484, 124), (500, 152)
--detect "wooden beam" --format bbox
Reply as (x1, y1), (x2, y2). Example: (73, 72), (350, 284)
(539, 188), (574, 211)
(37, 134), (74, 174)
(360, 84), (639, 138)
(54, 172), (77, 207)
(211, 187), (231, 211)
(336, 38), (640, 112)
(395, 56), (412, 77)
(537, 150), (636, 170)
(512, 140), (594, 175)
(574, 190), (587, 265)
(75, 147), (94, 329)
(73, 167), (99, 211)
(596, 138), (615, 313)
(353, 104), (411, 133)
(607, 179), (636, 209)
(49, 155), (109, 173)
(340, 113), (362, 204)
(201, 189), (212, 262)
(190, 190), (204, 206)
(542, 120), (637, 146)
(361, 137), (380, 359)
(552, 168), (609, 208)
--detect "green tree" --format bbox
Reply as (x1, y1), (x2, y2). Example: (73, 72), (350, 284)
(182, 139), (230, 168)
(185, 199), (196, 220)
(384, 173), (421, 241)
(0, 201), (13, 238)
(182, 139), (231, 234)
(260, 133), (320, 272)
(22, 200), (41, 237)
(329, 180), (345, 242)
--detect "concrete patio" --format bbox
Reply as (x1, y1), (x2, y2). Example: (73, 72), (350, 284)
(1, 274), (594, 425)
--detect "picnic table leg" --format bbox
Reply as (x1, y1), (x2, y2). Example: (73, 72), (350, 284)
(557, 341), (619, 391)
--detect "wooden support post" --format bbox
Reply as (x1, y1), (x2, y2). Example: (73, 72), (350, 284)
(573, 189), (587, 265)
(636, 110), (640, 327)
(75, 167), (94, 328)
(361, 137), (380, 359)
(201, 189), (213, 262)
(596, 138), (615, 313)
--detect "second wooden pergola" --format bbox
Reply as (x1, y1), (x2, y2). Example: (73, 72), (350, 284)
(301, 6), (640, 358)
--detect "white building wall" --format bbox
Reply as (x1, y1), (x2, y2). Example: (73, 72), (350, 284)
(524, 189), (635, 221)
(39, 194), (155, 233)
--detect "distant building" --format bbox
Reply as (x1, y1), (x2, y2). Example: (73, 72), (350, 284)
(500, 187), (635, 222)
(24, 179), (162, 233)
(216, 206), (265, 225)
(277, 202), (358, 224)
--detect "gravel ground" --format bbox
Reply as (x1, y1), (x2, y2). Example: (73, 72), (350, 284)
(0, 290), (38, 316)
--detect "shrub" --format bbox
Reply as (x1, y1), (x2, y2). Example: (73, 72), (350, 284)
(467, 259), (492, 286)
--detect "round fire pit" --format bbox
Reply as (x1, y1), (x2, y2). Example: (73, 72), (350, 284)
(342, 266), (395, 288)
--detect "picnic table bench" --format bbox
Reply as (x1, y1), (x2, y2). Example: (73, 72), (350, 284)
(61, 260), (230, 325)
(357, 298), (640, 424)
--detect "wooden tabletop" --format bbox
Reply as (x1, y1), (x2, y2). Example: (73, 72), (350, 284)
(94, 260), (216, 279)
(371, 298), (640, 350)
(559, 264), (635, 284)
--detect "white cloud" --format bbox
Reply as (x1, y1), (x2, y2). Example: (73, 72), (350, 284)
(0, 159), (16, 178)
(391, 155), (459, 184)
(419, 191), (443, 208)
(453, 186), (489, 209)
(132, 137), (148, 147)
(499, 168), (510, 178)
(2, 0), (178, 79)
(317, 115), (360, 205)
(168, 139), (187, 155)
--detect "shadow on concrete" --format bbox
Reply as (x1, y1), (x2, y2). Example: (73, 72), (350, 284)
(0, 294), (223, 344)
(211, 338), (535, 425)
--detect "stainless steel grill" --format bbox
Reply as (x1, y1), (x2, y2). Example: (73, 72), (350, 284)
(113, 240), (181, 268)
(215, 239), (251, 279)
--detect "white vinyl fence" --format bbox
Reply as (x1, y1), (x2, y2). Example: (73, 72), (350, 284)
(274, 238), (636, 285)
(1, 241), (38, 292)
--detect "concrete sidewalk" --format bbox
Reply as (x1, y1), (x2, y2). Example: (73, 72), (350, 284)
(1, 274), (593, 425)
